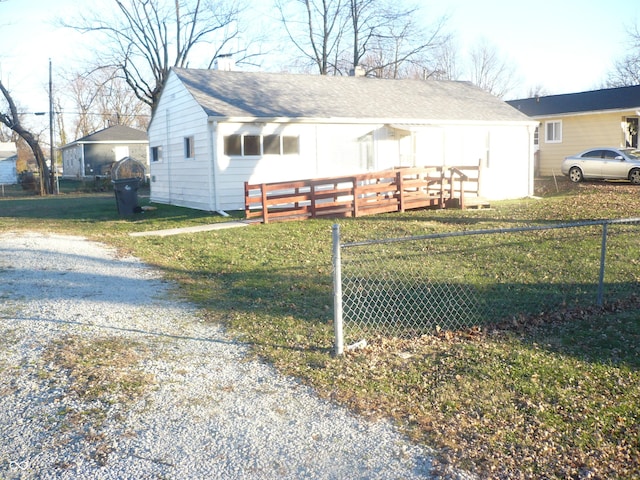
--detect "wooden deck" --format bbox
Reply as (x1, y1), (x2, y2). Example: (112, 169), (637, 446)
(245, 165), (486, 224)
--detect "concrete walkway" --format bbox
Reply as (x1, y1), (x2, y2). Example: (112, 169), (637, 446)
(129, 220), (251, 237)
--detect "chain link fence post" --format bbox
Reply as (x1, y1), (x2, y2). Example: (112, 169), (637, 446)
(597, 222), (608, 307)
(332, 224), (344, 356)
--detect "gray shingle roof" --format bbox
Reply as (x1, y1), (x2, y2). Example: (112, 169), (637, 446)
(172, 68), (531, 123)
(74, 125), (148, 143)
(507, 85), (640, 117)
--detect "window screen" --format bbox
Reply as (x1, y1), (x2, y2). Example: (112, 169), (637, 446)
(283, 136), (300, 155)
(224, 135), (242, 156)
(244, 135), (261, 156)
(263, 135), (280, 154)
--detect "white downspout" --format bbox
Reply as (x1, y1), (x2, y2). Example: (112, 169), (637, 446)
(80, 145), (85, 177)
(527, 124), (535, 197)
(208, 119), (229, 217)
(166, 110), (172, 203)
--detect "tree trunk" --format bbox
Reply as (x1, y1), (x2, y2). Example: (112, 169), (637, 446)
(0, 80), (52, 194)
(15, 126), (51, 194)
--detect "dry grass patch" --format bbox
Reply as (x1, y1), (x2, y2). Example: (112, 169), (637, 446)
(41, 335), (155, 465)
(43, 335), (153, 404)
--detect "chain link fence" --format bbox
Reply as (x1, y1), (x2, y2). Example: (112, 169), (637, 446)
(332, 218), (640, 354)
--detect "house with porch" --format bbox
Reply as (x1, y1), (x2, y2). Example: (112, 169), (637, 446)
(148, 67), (538, 213)
(507, 85), (640, 176)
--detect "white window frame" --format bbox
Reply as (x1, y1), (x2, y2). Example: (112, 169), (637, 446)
(223, 134), (300, 157)
(545, 120), (562, 143)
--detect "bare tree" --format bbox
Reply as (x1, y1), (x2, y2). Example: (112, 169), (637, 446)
(276, 0), (347, 75)
(427, 35), (461, 80)
(62, 67), (150, 140)
(67, 0), (249, 112)
(277, 0), (449, 78)
(348, 0), (378, 72)
(348, 0), (449, 79)
(606, 24), (640, 87)
(0, 80), (51, 194)
(468, 39), (519, 98)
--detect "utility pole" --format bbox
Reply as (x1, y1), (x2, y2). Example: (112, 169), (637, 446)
(49, 58), (57, 194)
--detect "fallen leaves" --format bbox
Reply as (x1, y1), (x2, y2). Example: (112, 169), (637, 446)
(309, 304), (640, 479)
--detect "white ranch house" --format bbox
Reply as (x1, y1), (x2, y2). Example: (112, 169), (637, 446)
(148, 68), (537, 213)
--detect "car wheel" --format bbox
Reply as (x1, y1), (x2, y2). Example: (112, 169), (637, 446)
(568, 166), (583, 183)
(629, 169), (640, 185)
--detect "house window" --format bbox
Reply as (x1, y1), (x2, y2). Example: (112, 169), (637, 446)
(184, 136), (195, 158)
(151, 146), (162, 162)
(223, 134), (300, 156)
(534, 127), (539, 146)
(224, 135), (242, 155)
(545, 121), (562, 143)
(243, 135), (261, 156)
(263, 135), (280, 155)
(282, 136), (300, 155)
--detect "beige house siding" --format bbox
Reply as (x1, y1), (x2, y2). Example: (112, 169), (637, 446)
(536, 110), (637, 176)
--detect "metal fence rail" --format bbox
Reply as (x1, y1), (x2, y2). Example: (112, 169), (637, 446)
(332, 218), (640, 355)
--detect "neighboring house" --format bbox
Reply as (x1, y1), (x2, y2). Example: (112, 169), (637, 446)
(0, 142), (18, 185)
(61, 125), (149, 178)
(507, 85), (640, 176)
(148, 67), (538, 213)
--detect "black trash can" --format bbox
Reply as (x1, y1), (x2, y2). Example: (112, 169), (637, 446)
(112, 178), (140, 216)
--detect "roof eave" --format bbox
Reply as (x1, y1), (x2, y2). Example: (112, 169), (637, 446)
(207, 115), (537, 127)
(524, 106), (640, 119)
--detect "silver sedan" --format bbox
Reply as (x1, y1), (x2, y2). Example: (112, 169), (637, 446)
(561, 147), (640, 184)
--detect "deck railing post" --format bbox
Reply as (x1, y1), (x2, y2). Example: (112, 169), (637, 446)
(439, 167), (445, 208)
(260, 183), (268, 224)
(244, 181), (250, 218)
(352, 177), (359, 218)
(397, 170), (405, 212)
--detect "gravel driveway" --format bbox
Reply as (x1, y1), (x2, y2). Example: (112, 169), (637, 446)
(0, 232), (464, 479)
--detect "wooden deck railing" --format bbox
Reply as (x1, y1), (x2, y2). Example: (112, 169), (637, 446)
(245, 165), (480, 223)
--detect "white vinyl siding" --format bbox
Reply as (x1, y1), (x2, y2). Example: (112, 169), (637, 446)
(148, 71), (212, 210)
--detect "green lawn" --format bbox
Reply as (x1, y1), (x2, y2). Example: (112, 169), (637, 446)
(1, 178), (639, 478)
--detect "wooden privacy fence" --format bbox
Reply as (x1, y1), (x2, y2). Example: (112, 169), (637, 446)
(245, 165), (482, 224)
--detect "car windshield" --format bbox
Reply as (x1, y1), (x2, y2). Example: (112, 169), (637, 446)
(622, 150), (640, 160)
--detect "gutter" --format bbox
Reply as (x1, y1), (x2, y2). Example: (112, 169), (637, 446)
(207, 115), (537, 128)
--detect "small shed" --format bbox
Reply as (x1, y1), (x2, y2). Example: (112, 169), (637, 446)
(148, 68), (537, 212)
(61, 125), (149, 178)
(0, 142), (18, 185)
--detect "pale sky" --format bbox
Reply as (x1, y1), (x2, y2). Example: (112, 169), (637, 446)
(1, 0), (638, 121)
(439, 0), (639, 97)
